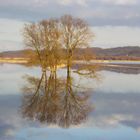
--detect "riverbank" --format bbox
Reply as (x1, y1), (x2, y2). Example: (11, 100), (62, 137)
(1, 57), (140, 64)
(0, 58), (29, 64)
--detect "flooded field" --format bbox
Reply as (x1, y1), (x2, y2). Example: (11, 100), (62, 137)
(0, 63), (140, 140)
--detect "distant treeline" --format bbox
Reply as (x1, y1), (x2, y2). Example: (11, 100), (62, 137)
(0, 46), (140, 61)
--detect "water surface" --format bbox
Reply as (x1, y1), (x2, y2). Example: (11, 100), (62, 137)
(0, 64), (140, 140)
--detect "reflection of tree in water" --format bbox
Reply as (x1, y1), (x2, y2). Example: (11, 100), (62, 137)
(21, 15), (98, 128)
(22, 71), (62, 124)
(58, 70), (92, 128)
(21, 70), (92, 128)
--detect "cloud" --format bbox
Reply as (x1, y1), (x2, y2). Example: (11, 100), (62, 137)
(0, 0), (48, 7)
(0, 0), (89, 7)
(102, 0), (138, 5)
(0, 0), (140, 26)
(57, 0), (89, 6)
(0, 0), (137, 7)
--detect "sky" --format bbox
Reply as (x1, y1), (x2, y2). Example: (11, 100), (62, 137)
(0, 0), (140, 51)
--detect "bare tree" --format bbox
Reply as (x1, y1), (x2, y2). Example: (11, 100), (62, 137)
(23, 19), (62, 72)
(22, 15), (100, 128)
(23, 15), (97, 77)
(59, 15), (94, 74)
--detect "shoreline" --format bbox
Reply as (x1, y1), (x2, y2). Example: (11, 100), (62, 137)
(0, 58), (29, 64)
(0, 57), (140, 64)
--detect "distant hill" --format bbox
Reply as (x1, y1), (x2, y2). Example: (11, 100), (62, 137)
(77, 46), (140, 56)
(74, 46), (140, 60)
(95, 46), (140, 57)
(0, 46), (140, 60)
(0, 50), (32, 58)
(99, 46), (140, 60)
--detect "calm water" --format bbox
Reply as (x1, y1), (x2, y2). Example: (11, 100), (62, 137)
(0, 63), (140, 140)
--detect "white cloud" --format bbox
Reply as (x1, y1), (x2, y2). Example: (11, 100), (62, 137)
(57, 0), (89, 6)
(0, 0), (139, 26)
(57, 0), (71, 5)
(102, 0), (138, 5)
(0, 0), (48, 8)
(0, 0), (89, 7)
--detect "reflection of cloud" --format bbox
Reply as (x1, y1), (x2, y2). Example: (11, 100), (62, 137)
(16, 125), (140, 140)
(95, 71), (140, 93)
(0, 119), (16, 139)
(120, 120), (140, 130)
(136, 127), (140, 133)
(0, 64), (40, 95)
(83, 115), (134, 128)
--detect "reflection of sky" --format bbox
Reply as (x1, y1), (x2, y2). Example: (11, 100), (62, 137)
(16, 126), (140, 140)
(0, 64), (140, 140)
(95, 71), (140, 94)
(0, 64), (41, 95)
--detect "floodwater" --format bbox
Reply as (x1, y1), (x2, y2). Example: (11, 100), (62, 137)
(0, 63), (140, 140)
